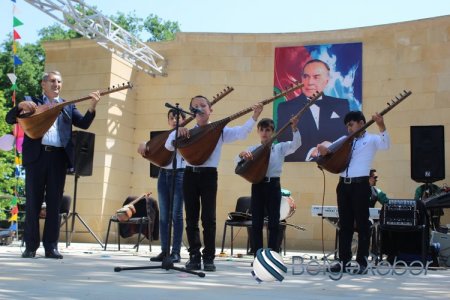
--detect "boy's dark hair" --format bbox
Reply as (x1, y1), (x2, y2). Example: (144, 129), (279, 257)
(167, 108), (186, 120)
(257, 118), (275, 130)
(344, 110), (366, 125)
(189, 95), (211, 109)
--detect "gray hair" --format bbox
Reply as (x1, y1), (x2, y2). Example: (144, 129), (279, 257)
(42, 71), (62, 82)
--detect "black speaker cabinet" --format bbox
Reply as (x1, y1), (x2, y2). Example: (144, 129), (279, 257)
(410, 125), (445, 183)
(149, 130), (167, 178)
(71, 131), (95, 176)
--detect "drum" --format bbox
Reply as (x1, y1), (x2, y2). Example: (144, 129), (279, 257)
(279, 196), (296, 221)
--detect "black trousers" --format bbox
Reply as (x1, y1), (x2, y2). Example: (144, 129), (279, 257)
(336, 180), (371, 266)
(24, 150), (68, 251)
(182, 169), (218, 260)
(251, 180), (281, 255)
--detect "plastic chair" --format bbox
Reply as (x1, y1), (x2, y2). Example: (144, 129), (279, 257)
(104, 196), (154, 252)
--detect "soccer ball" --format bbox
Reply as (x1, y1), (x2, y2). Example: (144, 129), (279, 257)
(251, 248), (287, 282)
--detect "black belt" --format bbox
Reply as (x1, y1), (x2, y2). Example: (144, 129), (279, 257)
(160, 168), (185, 172)
(261, 177), (280, 183)
(185, 166), (217, 173)
(42, 145), (64, 152)
(339, 176), (369, 184)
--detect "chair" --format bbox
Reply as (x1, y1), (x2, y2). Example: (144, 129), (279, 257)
(221, 196), (288, 256)
(221, 196), (253, 256)
(104, 195), (157, 252)
(58, 195), (71, 247)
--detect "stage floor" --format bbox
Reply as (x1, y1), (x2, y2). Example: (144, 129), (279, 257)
(0, 241), (449, 300)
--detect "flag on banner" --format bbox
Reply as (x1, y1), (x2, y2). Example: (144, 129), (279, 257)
(13, 17), (23, 27)
(9, 223), (17, 231)
(14, 124), (24, 153)
(9, 214), (18, 222)
(13, 55), (22, 65)
(11, 206), (18, 215)
(13, 30), (21, 40)
(13, 41), (17, 53)
(7, 73), (17, 84)
(0, 134), (15, 151)
(10, 196), (17, 206)
(15, 156), (22, 165)
(12, 90), (16, 104)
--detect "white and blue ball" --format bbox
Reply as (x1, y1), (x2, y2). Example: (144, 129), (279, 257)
(251, 248), (287, 282)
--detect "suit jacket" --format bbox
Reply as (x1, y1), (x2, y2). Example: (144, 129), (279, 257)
(5, 96), (96, 168)
(276, 94), (349, 162)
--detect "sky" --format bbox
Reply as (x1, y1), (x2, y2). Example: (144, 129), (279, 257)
(1, 0), (450, 44)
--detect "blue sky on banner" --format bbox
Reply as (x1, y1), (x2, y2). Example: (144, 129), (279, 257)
(1, 0), (450, 44)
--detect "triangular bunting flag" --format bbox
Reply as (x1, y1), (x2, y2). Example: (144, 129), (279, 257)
(13, 30), (21, 40)
(7, 73), (17, 84)
(13, 56), (22, 65)
(11, 0), (17, 3)
(13, 41), (17, 53)
(12, 90), (16, 104)
(9, 214), (18, 222)
(11, 206), (19, 215)
(11, 83), (18, 90)
(10, 197), (17, 206)
(9, 223), (17, 231)
(13, 17), (23, 27)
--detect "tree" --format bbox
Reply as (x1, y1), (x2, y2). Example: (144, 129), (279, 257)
(143, 14), (180, 42)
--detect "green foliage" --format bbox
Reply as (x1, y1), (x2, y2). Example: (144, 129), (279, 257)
(38, 23), (81, 42)
(109, 11), (144, 38)
(143, 14), (180, 42)
(0, 91), (24, 197)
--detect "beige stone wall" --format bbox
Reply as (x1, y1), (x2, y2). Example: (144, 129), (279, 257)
(43, 15), (450, 251)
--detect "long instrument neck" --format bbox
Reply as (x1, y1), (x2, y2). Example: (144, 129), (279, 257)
(227, 82), (304, 123)
(347, 90), (412, 140)
(179, 86), (234, 127)
(128, 193), (151, 206)
(58, 83), (133, 107)
(267, 91), (323, 145)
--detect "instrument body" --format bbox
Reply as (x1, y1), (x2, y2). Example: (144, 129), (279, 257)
(315, 90), (412, 173)
(142, 87), (234, 167)
(115, 193), (151, 222)
(176, 82), (304, 166)
(235, 91), (320, 183)
(17, 83), (132, 139)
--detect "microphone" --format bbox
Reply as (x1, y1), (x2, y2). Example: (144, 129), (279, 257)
(190, 107), (203, 114)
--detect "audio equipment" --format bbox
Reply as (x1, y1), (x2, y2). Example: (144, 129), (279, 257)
(410, 125), (445, 183)
(71, 131), (95, 176)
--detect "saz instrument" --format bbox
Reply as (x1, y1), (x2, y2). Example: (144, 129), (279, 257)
(315, 90), (412, 174)
(174, 82), (304, 166)
(142, 87), (234, 167)
(235, 92), (322, 183)
(17, 83), (133, 139)
(115, 193), (151, 222)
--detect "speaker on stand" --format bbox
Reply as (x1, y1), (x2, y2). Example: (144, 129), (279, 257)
(67, 131), (103, 247)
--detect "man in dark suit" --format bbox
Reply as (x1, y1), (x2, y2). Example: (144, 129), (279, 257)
(276, 59), (350, 162)
(6, 71), (100, 259)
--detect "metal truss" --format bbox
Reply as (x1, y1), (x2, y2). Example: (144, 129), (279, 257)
(25, 0), (167, 76)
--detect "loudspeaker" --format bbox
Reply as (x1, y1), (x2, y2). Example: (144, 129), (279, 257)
(410, 125), (445, 183)
(149, 130), (166, 178)
(72, 131), (95, 176)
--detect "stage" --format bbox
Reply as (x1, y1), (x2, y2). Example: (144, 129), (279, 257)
(0, 242), (449, 299)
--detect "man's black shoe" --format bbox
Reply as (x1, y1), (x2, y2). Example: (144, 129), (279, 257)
(21, 249), (36, 258)
(185, 254), (201, 270)
(203, 258), (216, 272)
(150, 252), (166, 262)
(170, 252), (181, 263)
(45, 249), (63, 259)
(349, 266), (368, 275)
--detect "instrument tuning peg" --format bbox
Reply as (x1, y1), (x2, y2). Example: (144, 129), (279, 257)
(108, 87), (111, 91)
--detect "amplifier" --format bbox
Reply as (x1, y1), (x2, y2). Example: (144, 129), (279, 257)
(382, 200), (417, 226)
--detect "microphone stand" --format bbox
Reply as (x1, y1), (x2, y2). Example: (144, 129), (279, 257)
(114, 103), (205, 277)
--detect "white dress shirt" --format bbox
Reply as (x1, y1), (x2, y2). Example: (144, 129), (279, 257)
(161, 152), (186, 170)
(334, 131), (390, 178)
(165, 117), (256, 168)
(237, 130), (301, 177)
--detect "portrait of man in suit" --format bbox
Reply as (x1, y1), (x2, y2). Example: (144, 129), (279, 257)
(274, 43), (362, 162)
